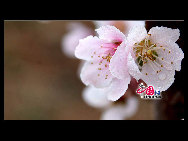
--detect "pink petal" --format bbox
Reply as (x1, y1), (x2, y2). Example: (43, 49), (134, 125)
(104, 77), (131, 101)
(80, 61), (113, 88)
(94, 21), (115, 28)
(62, 23), (92, 58)
(75, 35), (104, 61)
(109, 41), (130, 80)
(95, 25), (125, 42)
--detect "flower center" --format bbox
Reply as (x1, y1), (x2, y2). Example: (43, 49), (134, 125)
(133, 34), (173, 74)
(90, 40), (122, 79)
(133, 36), (158, 68)
(99, 41), (121, 62)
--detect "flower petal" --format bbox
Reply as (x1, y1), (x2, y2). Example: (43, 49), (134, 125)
(155, 41), (184, 71)
(127, 53), (142, 81)
(62, 23), (92, 58)
(82, 86), (111, 108)
(77, 60), (85, 78)
(123, 21), (145, 35)
(101, 96), (138, 120)
(95, 25), (125, 42)
(104, 77), (131, 101)
(80, 61), (113, 88)
(109, 41), (130, 80)
(140, 60), (176, 91)
(94, 21), (114, 28)
(75, 35), (104, 61)
(149, 26), (180, 43)
(127, 25), (147, 45)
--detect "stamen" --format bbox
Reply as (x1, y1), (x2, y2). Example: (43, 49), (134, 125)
(105, 74), (108, 79)
(151, 60), (162, 72)
(152, 54), (172, 65)
(153, 60), (170, 70)
(148, 44), (156, 49)
(149, 61), (159, 73)
(150, 46), (171, 52)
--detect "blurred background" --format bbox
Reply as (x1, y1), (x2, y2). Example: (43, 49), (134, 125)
(4, 21), (184, 120)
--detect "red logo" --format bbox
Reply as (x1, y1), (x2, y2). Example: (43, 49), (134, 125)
(136, 83), (161, 99)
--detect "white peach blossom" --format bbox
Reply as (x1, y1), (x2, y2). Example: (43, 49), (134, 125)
(125, 26), (184, 91)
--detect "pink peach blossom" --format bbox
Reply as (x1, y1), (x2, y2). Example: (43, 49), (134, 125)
(75, 25), (131, 101)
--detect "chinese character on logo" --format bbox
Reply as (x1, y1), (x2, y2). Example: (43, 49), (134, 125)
(136, 83), (161, 99)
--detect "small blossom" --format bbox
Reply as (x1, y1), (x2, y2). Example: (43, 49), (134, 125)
(125, 26), (184, 91)
(62, 23), (92, 58)
(83, 86), (139, 120)
(101, 96), (139, 120)
(75, 25), (131, 101)
(82, 86), (111, 109)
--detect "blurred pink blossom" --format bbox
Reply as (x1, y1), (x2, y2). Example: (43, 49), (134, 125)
(83, 86), (138, 120)
(62, 23), (93, 58)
